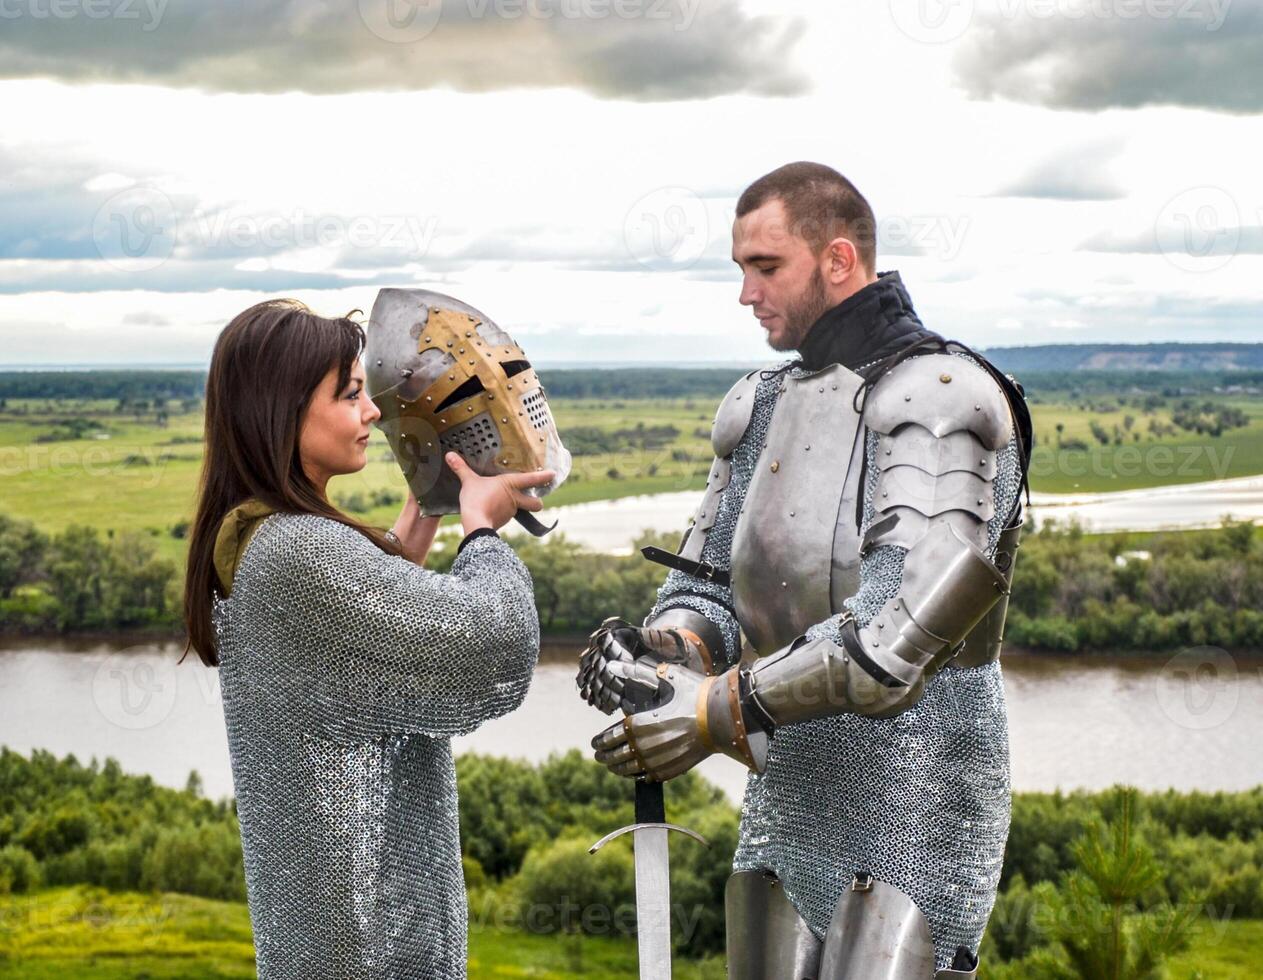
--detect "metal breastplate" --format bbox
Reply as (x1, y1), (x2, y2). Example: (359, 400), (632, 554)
(730, 364), (867, 656)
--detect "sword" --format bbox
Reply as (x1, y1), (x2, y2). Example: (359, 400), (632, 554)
(589, 779), (708, 980)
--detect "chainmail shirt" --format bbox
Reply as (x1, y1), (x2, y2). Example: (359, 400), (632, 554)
(213, 514), (539, 979)
(652, 353), (1018, 970)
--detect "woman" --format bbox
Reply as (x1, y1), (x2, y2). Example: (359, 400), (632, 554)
(182, 298), (551, 979)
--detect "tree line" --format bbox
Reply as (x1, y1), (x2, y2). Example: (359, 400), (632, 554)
(1, 512), (1260, 654)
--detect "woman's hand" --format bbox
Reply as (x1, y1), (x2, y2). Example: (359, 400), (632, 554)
(390, 490), (442, 565)
(446, 452), (556, 536)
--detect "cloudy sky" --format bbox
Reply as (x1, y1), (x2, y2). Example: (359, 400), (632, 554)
(0, 0), (1259, 365)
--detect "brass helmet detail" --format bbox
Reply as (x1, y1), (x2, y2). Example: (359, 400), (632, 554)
(365, 288), (571, 520)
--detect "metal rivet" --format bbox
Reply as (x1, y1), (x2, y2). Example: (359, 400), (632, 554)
(832, 384), (838, 391)
(904, 394), (912, 402)
(446, 341), (453, 347)
(375, 359), (383, 366)
(465, 331), (472, 337)
(502, 417), (508, 423)
(885, 448), (892, 455)
(804, 445), (811, 451)
(789, 510), (795, 517)
(877, 622), (884, 629)
(977, 498), (984, 505)
(440, 418), (446, 424)
(401, 368), (413, 377)
(882, 490), (888, 497)
(736, 394), (742, 400)
(468, 359), (475, 365)
(770, 461), (780, 473)
(448, 374), (455, 380)
(940, 373), (952, 383)
(979, 459), (986, 466)
(427, 442), (433, 448)
(781, 581), (788, 588)
(425, 396), (432, 402)
(467, 406), (473, 412)
(974, 404), (981, 411)
(488, 394), (495, 400)
(424, 337), (431, 343)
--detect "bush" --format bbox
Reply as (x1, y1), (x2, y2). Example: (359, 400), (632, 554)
(516, 835), (635, 936)
(140, 823), (246, 902)
(0, 844), (41, 894)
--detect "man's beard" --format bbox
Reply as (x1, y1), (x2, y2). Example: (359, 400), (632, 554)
(768, 267), (829, 352)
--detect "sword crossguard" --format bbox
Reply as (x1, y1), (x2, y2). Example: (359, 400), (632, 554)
(588, 822), (710, 855)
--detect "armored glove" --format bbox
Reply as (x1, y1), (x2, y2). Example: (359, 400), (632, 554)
(576, 617), (713, 715)
(590, 662), (768, 781)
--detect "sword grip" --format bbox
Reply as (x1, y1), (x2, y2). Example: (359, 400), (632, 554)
(635, 779), (665, 824)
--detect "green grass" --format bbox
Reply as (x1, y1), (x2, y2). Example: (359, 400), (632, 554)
(0, 887), (725, 979)
(1166, 916), (1263, 979)
(2, 887), (1257, 978)
(1027, 399), (1263, 493)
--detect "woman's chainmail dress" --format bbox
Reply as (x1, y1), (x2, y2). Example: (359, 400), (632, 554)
(212, 515), (539, 980)
(649, 351), (1016, 970)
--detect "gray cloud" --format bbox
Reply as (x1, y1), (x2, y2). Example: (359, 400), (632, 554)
(1079, 225), (1263, 256)
(0, 0), (807, 101)
(990, 141), (1128, 200)
(0, 259), (411, 294)
(954, 3), (1263, 113)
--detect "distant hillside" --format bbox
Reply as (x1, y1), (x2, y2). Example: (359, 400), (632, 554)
(981, 343), (1263, 374)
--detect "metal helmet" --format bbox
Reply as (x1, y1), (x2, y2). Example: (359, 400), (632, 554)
(364, 288), (571, 526)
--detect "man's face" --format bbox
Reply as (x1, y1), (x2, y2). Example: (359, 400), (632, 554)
(732, 198), (831, 352)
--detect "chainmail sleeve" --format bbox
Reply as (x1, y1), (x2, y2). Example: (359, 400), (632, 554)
(232, 513), (539, 738)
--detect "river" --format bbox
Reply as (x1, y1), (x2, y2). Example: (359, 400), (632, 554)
(3, 639), (1259, 803)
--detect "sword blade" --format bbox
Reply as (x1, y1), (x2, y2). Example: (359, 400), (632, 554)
(633, 824), (672, 980)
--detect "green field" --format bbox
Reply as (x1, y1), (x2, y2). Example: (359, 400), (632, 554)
(0, 887), (725, 979)
(2, 388), (1261, 561)
(0, 887), (1256, 978)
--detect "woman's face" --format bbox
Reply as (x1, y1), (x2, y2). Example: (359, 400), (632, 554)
(298, 360), (381, 492)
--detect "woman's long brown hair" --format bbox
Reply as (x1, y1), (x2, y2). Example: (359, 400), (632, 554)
(183, 299), (401, 666)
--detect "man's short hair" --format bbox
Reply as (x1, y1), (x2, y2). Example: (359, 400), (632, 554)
(736, 162), (876, 272)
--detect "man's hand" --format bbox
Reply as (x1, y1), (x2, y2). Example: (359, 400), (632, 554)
(576, 618), (712, 715)
(590, 662), (768, 782)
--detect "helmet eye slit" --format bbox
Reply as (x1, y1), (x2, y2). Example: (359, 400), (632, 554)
(433, 375), (487, 412)
(500, 359), (532, 378)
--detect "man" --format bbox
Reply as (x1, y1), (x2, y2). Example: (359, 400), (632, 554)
(576, 162), (1032, 979)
